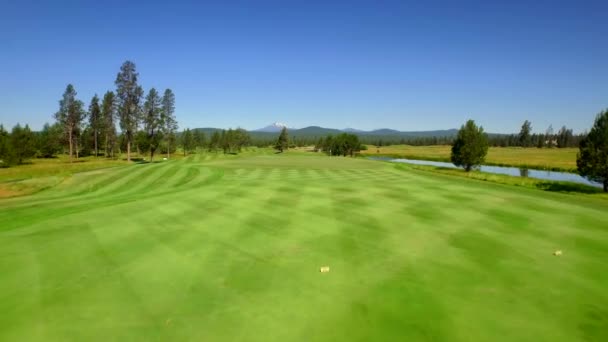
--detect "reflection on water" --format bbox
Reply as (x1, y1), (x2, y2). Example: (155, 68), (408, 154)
(369, 157), (601, 188)
(519, 168), (529, 178)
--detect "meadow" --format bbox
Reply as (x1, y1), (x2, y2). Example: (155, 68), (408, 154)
(1, 151), (607, 341)
(361, 145), (579, 171)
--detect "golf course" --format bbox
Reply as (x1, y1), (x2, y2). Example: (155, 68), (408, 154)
(1, 151), (607, 341)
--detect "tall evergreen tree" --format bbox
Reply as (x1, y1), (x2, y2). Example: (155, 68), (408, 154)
(519, 120), (532, 147)
(275, 127), (288, 153)
(181, 128), (194, 156)
(10, 124), (36, 164)
(451, 119), (489, 171)
(557, 126), (573, 148)
(161, 89), (178, 159)
(577, 110), (608, 192)
(88, 94), (102, 157)
(142, 88), (163, 161)
(101, 91), (118, 158)
(192, 130), (205, 151)
(115, 61), (143, 162)
(54, 84), (86, 162)
(0, 125), (10, 167)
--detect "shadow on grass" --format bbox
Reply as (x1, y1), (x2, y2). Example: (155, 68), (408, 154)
(535, 182), (603, 194)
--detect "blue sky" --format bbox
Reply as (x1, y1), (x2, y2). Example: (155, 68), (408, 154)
(0, 0), (606, 133)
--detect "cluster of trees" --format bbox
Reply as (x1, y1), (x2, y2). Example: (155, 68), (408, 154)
(315, 133), (364, 156)
(0, 124), (38, 166)
(0, 121), (101, 167)
(271, 127), (363, 156)
(1, 61), (179, 167)
(489, 121), (582, 148)
(181, 128), (251, 155)
(41, 61), (177, 161)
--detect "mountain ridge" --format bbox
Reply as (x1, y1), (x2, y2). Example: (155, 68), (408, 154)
(195, 125), (461, 137)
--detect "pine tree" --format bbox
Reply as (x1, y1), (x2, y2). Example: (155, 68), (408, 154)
(557, 126), (573, 148)
(577, 110), (608, 192)
(0, 125), (10, 167)
(143, 88), (163, 161)
(161, 89), (177, 159)
(88, 94), (102, 157)
(181, 128), (194, 156)
(519, 120), (532, 147)
(101, 91), (117, 158)
(115, 61), (143, 162)
(54, 84), (86, 162)
(275, 127), (288, 153)
(451, 120), (489, 171)
(10, 124), (36, 164)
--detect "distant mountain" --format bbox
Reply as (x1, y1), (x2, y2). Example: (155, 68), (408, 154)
(293, 126), (341, 135)
(366, 128), (402, 135)
(254, 122), (289, 132)
(196, 125), (461, 138)
(361, 128), (459, 137)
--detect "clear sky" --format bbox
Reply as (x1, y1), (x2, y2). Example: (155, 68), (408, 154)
(1, 0), (606, 133)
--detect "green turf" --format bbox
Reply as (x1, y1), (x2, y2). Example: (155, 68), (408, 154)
(1, 151), (607, 341)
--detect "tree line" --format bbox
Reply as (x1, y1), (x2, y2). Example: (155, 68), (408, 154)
(271, 127), (365, 157)
(0, 61), (178, 167)
(250, 134), (454, 148)
(490, 120), (583, 148)
(180, 128), (251, 155)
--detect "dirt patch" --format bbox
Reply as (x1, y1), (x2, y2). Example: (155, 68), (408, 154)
(0, 186), (24, 198)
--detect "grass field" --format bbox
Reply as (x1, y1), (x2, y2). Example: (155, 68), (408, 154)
(0, 154), (183, 198)
(361, 145), (579, 171)
(1, 151), (607, 341)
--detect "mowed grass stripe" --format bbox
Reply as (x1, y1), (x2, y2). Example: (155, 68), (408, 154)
(134, 163), (184, 195)
(91, 162), (173, 197)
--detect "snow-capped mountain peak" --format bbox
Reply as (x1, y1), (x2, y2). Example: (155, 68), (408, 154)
(254, 122), (289, 132)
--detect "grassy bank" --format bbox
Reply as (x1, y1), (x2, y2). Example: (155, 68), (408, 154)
(0, 151), (607, 341)
(361, 145), (579, 172)
(390, 163), (608, 199)
(0, 153), (187, 198)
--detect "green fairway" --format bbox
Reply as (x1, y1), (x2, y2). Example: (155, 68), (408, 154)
(1, 151), (607, 341)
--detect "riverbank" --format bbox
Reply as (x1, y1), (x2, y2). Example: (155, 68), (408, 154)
(361, 145), (579, 172)
(389, 162), (607, 199)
